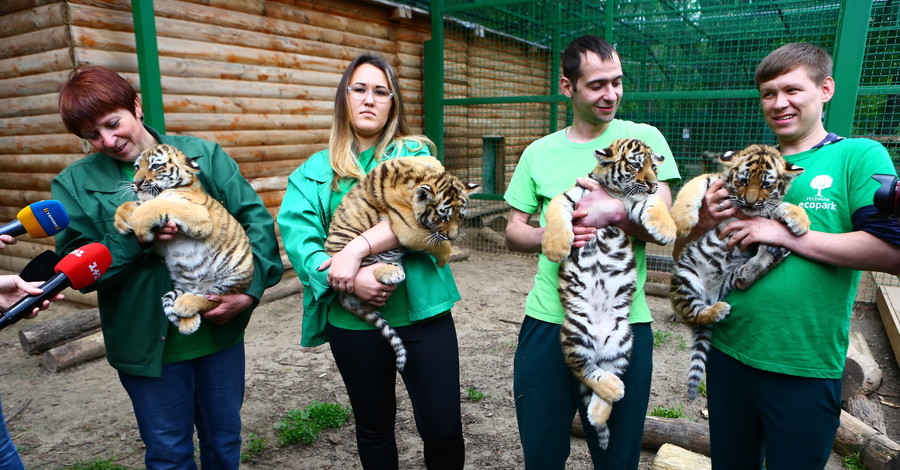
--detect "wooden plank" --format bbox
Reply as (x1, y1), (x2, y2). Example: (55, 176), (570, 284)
(0, 3), (66, 39)
(876, 285), (900, 368)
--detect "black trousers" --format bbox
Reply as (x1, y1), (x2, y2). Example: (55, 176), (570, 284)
(329, 313), (465, 470)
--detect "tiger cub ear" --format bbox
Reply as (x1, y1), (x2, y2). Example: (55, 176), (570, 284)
(783, 161), (805, 179)
(594, 147), (618, 164)
(415, 184), (435, 204)
(652, 151), (665, 165)
(464, 183), (480, 195)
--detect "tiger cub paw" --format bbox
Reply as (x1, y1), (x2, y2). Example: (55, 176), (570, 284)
(178, 315), (202, 335)
(644, 205), (677, 245)
(701, 302), (731, 323)
(587, 372), (625, 403)
(374, 263), (406, 286)
(587, 395), (613, 427)
(433, 241), (452, 267)
(782, 204), (811, 236)
(114, 202), (138, 235)
(670, 204), (700, 239)
(541, 227), (574, 263)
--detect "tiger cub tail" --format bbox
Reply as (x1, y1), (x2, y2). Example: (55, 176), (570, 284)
(687, 326), (713, 401)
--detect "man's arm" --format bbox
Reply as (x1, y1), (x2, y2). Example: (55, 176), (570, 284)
(505, 208), (543, 253)
(721, 218), (900, 275)
(574, 179), (674, 245)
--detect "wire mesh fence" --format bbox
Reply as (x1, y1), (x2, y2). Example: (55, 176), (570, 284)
(428, 0), (900, 301)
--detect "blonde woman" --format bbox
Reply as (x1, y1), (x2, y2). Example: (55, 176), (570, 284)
(278, 54), (465, 469)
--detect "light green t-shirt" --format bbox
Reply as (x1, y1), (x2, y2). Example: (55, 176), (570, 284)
(504, 120), (681, 325)
(712, 138), (897, 379)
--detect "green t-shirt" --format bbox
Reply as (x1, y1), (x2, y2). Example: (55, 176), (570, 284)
(711, 138), (897, 379)
(504, 120), (681, 325)
(327, 142), (454, 330)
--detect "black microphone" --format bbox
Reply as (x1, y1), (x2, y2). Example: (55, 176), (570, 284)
(0, 200), (70, 238)
(20, 250), (62, 282)
(0, 243), (112, 330)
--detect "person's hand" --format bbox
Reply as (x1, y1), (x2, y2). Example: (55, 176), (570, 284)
(720, 217), (795, 252)
(152, 221), (179, 241)
(352, 264), (397, 306)
(0, 234), (16, 249)
(318, 242), (368, 293)
(571, 178), (625, 248)
(0, 275), (64, 318)
(201, 293), (253, 324)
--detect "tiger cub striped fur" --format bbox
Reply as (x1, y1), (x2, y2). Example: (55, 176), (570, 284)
(542, 138), (676, 449)
(325, 156), (479, 371)
(114, 143), (254, 335)
(669, 144), (809, 400)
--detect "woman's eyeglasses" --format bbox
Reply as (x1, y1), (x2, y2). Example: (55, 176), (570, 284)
(347, 84), (394, 103)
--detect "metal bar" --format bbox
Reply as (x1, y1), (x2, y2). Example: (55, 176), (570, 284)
(132, 0), (165, 134)
(423, 1), (445, 160)
(824, 0), (873, 135)
(444, 0), (539, 13)
(442, 88), (758, 106)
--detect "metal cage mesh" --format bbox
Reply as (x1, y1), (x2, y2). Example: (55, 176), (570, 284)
(431, 0), (899, 300)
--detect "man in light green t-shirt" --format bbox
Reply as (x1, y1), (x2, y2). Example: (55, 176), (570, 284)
(503, 35), (680, 470)
(675, 43), (900, 469)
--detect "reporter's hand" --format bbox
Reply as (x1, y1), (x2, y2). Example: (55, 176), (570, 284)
(0, 234), (15, 249)
(0, 275), (64, 318)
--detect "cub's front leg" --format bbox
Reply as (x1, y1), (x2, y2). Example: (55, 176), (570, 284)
(776, 202), (810, 236)
(114, 201), (140, 235)
(670, 175), (713, 238)
(130, 198), (214, 243)
(632, 194), (676, 245)
(542, 189), (580, 263)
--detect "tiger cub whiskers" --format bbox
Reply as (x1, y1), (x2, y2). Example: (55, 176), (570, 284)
(669, 144), (809, 400)
(325, 156), (478, 372)
(542, 138), (676, 450)
(113, 143), (254, 335)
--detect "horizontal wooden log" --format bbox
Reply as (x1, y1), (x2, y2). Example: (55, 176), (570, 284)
(653, 443), (711, 470)
(0, 48), (72, 81)
(0, 189), (54, 208)
(164, 113), (332, 132)
(845, 393), (887, 435)
(0, 26), (69, 63)
(42, 329), (106, 373)
(249, 176), (289, 193)
(0, 70), (69, 99)
(0, 133), (81, 157)
(178, 0), (265, 16)
(265, 0), (395, 39)
(0, 114), (69, 136)
(834, 409), (900, 470)
(573, 415), (711, 456)
(842, 330), (883, 399)
(0, 153), (82, 173)
(19, 308), (101, 354)
(0, 3), (66, 40)
(178, 129), (330, 148)
(0, 0), (58, 16)
(227, 144), (322, 163)
(0, 93), (60, 118)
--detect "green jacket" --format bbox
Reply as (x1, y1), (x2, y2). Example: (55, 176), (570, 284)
(277, 145), (461, 347)
(52, 127), (284, 377)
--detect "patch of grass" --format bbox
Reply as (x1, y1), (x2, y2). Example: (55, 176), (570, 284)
(653, 330), (674, 347)
(65, 459), (135, 470)
(274, 400), (353, 446)
(649, 403), (685, 419)
(240, 432), (267, 462)
(841, 452), (865, 470)
(697, 381), (708, 398)
(466, 387), (485, 402)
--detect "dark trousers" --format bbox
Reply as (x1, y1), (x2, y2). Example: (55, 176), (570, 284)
(513, 316), (653, 470)
(707, 347), (841, 470)
(329, 313), (465, 470)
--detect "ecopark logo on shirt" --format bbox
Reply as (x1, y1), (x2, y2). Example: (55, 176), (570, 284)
(798, 174), (838, 211)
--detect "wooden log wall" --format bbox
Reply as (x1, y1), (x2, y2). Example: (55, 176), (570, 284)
(0, 0), (435, 293)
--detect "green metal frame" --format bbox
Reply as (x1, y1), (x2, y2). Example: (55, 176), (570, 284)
(132, 0), (166, 134)
(824, 0), (873, 136)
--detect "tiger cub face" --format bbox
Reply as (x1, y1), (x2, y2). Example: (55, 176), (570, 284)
(130, 144), (201, 201)
(719, 144), (804, 217)
(411, 175), (480, 243)
(590, 138), (665, 200)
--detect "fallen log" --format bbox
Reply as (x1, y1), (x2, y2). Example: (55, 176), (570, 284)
(842, 330), (883, 399)
(652, 443), (710, 470)
(18, 308), (100, 354)
(834, 409), (900, 470)
(42, 329), (105, 373)
(573, 415), (711, 456)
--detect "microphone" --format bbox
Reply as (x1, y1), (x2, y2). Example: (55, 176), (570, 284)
(0, 200), (70, 238)
(0, 243), (111, 330)
(20, 250), (62, 282)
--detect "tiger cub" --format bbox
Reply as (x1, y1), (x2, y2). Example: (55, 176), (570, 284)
(114, 143), (254, 335)
(542, 138), (676, 449)
(669, 144), (809, 400)
(325, 156), (479, 371)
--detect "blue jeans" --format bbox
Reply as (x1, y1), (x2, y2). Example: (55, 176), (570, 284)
(0, 395), (25, 470)
(118, 342), (245, 470)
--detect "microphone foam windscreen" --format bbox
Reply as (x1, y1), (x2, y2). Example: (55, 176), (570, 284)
(20, 250), (62, 282)
(18, 200), (70, 238)
(54, 243), (112, 289)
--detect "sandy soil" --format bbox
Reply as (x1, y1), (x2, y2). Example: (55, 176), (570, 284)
(1, 249), (897, 469)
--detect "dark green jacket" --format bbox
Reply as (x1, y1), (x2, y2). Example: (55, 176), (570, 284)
(52, 127), (284, 377)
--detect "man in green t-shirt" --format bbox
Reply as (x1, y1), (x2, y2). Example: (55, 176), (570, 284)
(676, 43), (900, 469)
(503, 35), (680, 469)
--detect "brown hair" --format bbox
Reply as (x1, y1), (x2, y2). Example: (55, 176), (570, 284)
(754, 43), (833, 89)
(328, 54), (431, 189)
(561, 35), (619, 88)
(58, 66), (139, 138)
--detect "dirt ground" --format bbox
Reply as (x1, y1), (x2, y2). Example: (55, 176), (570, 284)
(1, 249), (898, 469)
